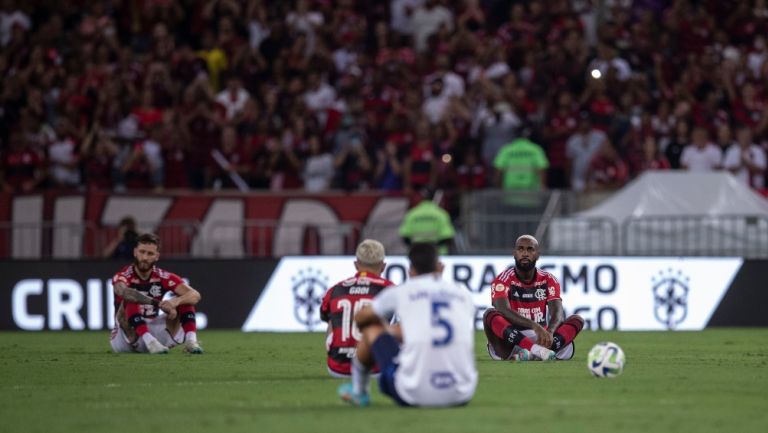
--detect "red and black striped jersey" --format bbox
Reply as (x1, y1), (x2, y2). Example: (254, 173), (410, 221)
(490, 267), (561, 327)
(112, 265), (184, 319)
(320, 271), (394, 375)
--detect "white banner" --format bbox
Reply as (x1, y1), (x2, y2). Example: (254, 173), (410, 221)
(242, 256), (743, 332)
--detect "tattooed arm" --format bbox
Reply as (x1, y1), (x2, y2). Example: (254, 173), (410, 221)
(113, 281), (158, 306)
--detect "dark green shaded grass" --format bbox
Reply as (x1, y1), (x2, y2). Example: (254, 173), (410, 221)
(1, 330), (767, 433)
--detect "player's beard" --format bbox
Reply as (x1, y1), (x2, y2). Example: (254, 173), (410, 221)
(134, 258), (156, 273)
(515, 257), (537, 272)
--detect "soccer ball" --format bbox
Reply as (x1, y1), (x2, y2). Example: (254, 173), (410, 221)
(587, 342), (625, 378)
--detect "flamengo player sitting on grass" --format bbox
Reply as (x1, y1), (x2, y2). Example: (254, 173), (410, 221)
(483, 234), (584, 361)
(320, 239), (394, 377)
(110, 233), (203, 354)
(338, 243), (477, 407)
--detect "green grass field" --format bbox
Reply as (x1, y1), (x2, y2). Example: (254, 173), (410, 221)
(1, 330), (767, 433)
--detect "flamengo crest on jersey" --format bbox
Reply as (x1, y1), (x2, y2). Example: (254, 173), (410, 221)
(491, 267), (561, 327)
(111, 265), (184, 318)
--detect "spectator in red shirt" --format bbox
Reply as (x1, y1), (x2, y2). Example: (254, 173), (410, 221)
(132, 88), (165, 130)
(179, 90), (221, 190)
(266, 135), (303, 191)
(403, 119), (437, 194)
(80, 128), (117, 191)
(0, 132), (45, 193)
(730, 82), (766, 129)
(456, 147), (487, 191)
(580, 77), (616, 132)
(636, 135), (671, 174)
(113, 126), (165, 192)
(543, 91), (579, 188)
(588, 142), (629, 191)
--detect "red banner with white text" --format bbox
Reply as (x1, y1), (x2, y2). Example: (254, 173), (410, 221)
(0, 191), (410, 259)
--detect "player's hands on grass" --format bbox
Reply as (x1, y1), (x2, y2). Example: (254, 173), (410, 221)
(160, 300), (178, 320)
(533, 324), (553, 348)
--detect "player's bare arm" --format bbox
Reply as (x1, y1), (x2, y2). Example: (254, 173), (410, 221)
(114, 281), (158, 306)
(354, 305), (381, 329)
(387, 323), (403, 342)
(492, 296), (553, 347)
(547, 299), (564, 333)
(158, 283), (201, 312)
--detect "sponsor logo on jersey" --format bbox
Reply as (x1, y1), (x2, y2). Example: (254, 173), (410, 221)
(430, 371), (457, 389)
(338, 347), (357, 358)
(291, 268), (328, 329)
(344, 277), (371, 287)
(493, 283), (506, 292)
(652, 269), (689, 330)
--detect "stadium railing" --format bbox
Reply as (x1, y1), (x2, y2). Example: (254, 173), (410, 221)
(3, 215), (768, 259)
(622, 215), (768, 258)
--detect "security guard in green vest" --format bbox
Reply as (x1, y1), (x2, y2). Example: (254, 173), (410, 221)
(399, 188), (455, 255)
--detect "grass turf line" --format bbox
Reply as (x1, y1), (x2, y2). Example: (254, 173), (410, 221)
(0, 330), (767, 433)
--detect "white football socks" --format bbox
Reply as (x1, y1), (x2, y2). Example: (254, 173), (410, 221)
(185, 331), (197, 343)
(351, 357), (371, 396)
(531, 344), (555, 360)
(141, 333), (159, 346)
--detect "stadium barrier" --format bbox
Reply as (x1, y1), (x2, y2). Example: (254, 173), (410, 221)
(2, 257), (766, 332)
(3, 191), (768, 258)
(4, 214), (768, 259)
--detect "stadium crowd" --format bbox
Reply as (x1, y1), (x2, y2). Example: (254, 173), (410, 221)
(1, 0), (767, 197)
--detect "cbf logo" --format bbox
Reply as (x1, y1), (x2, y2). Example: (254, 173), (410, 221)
(652, 269), (689, 329)
(292, 268), (329, 329)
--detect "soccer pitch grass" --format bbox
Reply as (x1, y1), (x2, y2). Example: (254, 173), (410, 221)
(1, 330), (767, 433)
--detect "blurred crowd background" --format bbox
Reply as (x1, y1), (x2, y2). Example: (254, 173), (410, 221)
(1, 0), (767, 207)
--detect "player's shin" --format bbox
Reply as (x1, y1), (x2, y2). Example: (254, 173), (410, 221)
(490, 313), (534, 351)
(551, 315), (585, 351)
(352, 331), (376, 396)
(177, 305), (198, 343)
(351, 356), (371, 396)
(124, 303), (149, 337)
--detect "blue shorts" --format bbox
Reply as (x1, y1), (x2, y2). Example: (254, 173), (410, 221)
(370, 333), (411, 407)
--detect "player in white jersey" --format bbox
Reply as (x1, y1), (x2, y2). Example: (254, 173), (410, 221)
(338, 243), (478, 407)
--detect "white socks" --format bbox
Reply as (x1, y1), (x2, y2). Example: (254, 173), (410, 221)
(531, 344), (555, 360)
(185, 331), (197, 343)
(141, 333), (159, 346)
(351, 357), (371, 395)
